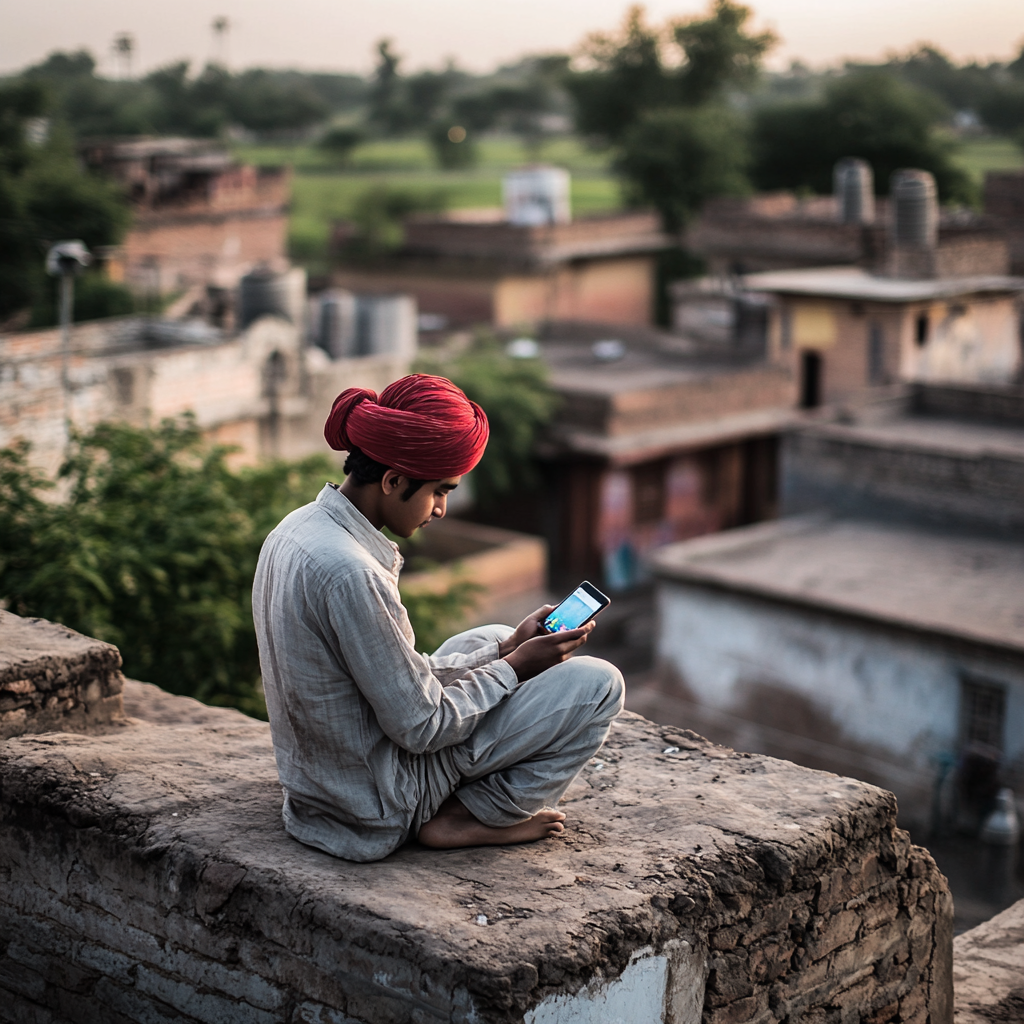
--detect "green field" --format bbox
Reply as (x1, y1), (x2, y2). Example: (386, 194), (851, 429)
(952, 136), (1024, 184)
(232, 135), (622, 267)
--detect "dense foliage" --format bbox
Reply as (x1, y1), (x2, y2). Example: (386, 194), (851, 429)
(20, 50), (361, 138)
(750, 72), (976, 203)
(565, 2), (776, 145)
(0, 81), (132, 324)
(414, 338), (559, 503)
(0, 421), (332, 716)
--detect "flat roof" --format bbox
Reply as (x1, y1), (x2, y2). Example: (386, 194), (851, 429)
(803, 414), (1024, 463)
(547, 407), (799, 465)
(542, 340), (758, 396)
(743, 266), (1024, 303)
(650, 516), (1024, 655)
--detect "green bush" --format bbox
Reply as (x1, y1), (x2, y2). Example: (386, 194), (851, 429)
(414, 337), (559, 503)
(0, 419), (490, 716)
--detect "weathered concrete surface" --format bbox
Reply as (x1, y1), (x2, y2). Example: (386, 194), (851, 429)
(0, 678), (953, 1024)
(953, 898), (1024, 1024)
(0, 610), (124, 740)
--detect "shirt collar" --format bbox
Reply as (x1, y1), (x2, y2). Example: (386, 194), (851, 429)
(315, 483), (402, 576)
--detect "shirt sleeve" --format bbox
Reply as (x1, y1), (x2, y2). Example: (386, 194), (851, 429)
(427, 643), (501, 685)
(321, 568), (519, 755)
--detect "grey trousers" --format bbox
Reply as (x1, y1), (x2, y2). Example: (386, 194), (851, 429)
(416, 624), (625, 832)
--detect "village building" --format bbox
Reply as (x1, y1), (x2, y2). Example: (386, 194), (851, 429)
(80, 137), (291, 301)
(642, 381), (1024, 837)
(476, 330), (798, 590)
(0, 267), (417, 477)
(684, 158), (1012, 279)
(745, 265), (1024, 407)
(331, 168), (671, 330)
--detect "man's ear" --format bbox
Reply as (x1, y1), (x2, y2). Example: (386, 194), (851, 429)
(381, 470), (403, 495)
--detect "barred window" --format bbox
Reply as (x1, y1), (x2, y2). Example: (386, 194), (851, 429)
(960, 677), (1006, 752)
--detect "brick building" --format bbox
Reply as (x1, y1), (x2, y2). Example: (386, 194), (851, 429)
(0, 308), (413, 478)
(744, 266), (1024, 407)
(984, 169), (1024, 276)
(333, 209), (670, 330)
(80, 138), (290, 296)
(685, 186), (1009, 278)
(478, 330), (798, 589)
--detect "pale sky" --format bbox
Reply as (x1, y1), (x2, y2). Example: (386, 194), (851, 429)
(3, 0), (1023, 78)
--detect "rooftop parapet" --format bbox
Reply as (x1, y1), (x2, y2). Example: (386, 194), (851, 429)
(0, 612), (954, 1024)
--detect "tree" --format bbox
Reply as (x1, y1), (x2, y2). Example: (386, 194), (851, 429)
(0, 89), (131, 323)
(672, 0), (776, 105)
(750, 71), (976, 204)
(618, 105), (749, 230)
(414, 339), (558, 501)
(565, 6), (670, 144)
(565, 1), (774, 145)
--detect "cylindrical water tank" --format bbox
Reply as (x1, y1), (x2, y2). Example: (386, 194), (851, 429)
(890, 169), (938, 248)
(238, 268), (292, 331)
(313, 289), (357, 359)
(833, 158), (875, 225)
(503, 166), (571, 226)
(353, 294), (418, 360)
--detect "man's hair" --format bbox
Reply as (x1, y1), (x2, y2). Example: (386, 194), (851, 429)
(343, 447), (427, 501)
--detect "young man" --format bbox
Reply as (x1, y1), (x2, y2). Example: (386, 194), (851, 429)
(253, 374), (624, 863)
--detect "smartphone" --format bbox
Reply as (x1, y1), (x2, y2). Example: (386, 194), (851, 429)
(543, 581), (611, 634)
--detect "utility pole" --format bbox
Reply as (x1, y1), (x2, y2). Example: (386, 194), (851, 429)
(212, 17), (230, 67)
(46, 241), (92, 435)
(113, 33), (134, 80)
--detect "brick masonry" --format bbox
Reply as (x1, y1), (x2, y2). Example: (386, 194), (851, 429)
(0, 613), (954, 1024)
(0, 610), (124, 740)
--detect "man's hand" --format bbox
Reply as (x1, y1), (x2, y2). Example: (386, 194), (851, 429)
(503, 622), (594, 682)
(497, 605), (556, 658)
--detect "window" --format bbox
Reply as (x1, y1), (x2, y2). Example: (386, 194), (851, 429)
(631, 462), (666, 525)
(915, 313), (929, 347)
(960, 676), (1006, 752)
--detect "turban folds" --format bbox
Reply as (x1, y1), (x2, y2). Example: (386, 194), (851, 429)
(324, 374), (489, 480)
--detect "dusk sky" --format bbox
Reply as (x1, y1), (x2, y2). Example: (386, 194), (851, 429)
(3, 0), (1024, 77)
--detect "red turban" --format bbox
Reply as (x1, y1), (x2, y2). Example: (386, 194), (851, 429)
(324, 374), (489, 479)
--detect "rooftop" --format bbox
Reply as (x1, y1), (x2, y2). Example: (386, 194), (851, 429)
(743, 266), (1024, 303)
(649, 515), (1024, 656)
(803, 412), (1024, 463)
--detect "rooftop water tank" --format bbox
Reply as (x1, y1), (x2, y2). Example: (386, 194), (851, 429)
(312, 289), (357, 359)
(891, 169), (938, 248)
(503, 166), (571, 226)
(353, 294), (417, 360)
(833, 158), (875, 225)
(238, 266), (307, 331)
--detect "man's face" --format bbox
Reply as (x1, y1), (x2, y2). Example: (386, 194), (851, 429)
(381, 473), (461, 538)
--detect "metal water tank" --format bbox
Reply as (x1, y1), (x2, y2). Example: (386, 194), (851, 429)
(891, 169), (938, 248)
(503, 166), (571, 226)
(238, 268), (291, 330)
(833, 158), (875, 224)
(312, 289), (357, 359)
(353, 294), (418, 359)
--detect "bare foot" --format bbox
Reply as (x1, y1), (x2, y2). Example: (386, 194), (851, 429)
(418, 795), (566, 850)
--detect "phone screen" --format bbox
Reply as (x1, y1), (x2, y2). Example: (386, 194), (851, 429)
(544, 586), (603, 633)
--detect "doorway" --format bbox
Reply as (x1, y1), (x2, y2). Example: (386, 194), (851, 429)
(800, 351), (823, 409)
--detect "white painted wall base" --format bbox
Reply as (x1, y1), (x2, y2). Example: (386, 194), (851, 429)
(523, 941), (707, 1024)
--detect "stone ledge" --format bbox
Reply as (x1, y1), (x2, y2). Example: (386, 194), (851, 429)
(0, 679), (953, 1024)
(953, 897), (1024, 1024)
(0, 610), (125, 740)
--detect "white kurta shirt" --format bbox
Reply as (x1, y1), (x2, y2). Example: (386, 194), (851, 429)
(252, 484), (519, 861)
